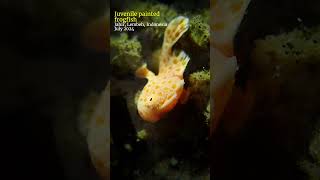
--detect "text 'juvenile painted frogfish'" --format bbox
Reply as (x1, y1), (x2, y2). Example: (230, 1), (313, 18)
(135, 16), (190, 122)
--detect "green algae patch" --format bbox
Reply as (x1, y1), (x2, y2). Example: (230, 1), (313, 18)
(111, 33), (143, 75)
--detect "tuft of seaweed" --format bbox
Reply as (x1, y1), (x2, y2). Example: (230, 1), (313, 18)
(111, 33), (143, 76)
(252, 25), (320, 75)
(188, 70), (210, 109)
(189, 14), (210, 48)
(129, 1), (178, 40)
(251, 25), (320, 104)
(299, 120), (320, 180)
(203, 102), (210, 126)
(134, 157), (210, 180)
(127, 1), (210, 49)
(250, 25), (320, 179)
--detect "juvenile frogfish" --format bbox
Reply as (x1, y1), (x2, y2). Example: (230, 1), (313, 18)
(135, 16), (190, 122)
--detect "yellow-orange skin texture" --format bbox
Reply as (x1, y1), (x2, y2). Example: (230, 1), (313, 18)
(136, 16), (190, 122)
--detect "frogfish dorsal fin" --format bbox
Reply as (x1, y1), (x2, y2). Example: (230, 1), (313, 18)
(164, 51), (190, 77)
(161, 16), (189, 59)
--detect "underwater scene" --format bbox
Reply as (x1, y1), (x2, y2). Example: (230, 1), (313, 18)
(3, 0), (320, 179)
(212, 0), (320, 179)
(110, 0), (210, 179)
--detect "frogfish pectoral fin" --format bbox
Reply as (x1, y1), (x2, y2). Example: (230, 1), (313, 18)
(169, 51), (190, 77)
(135, 63), (155, 79)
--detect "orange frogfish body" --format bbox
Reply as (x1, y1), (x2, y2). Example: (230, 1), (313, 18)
(135, 16), (190, 122)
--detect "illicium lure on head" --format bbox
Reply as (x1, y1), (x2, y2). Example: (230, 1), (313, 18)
(135, 16), (190, 122)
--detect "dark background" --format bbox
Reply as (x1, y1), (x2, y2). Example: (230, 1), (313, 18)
(0, 0), (108, 179)
(212, 0), (320, 180)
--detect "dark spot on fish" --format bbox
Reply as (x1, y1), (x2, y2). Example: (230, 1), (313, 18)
(150, 98), (152, 101)
(313, 39), (318, 44)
